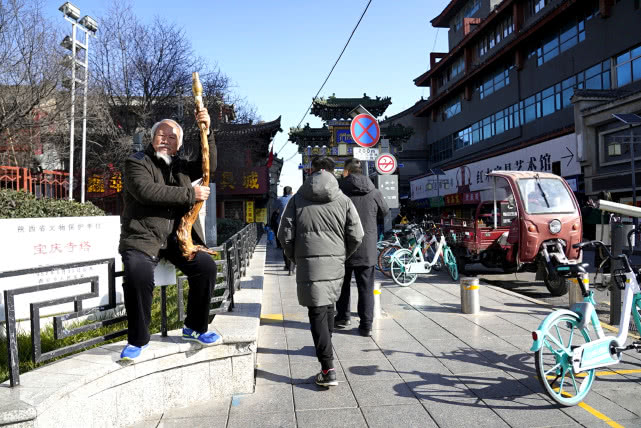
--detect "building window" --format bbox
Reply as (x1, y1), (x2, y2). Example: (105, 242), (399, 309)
(536, 18), (585, 66)
(477, 15), (514, 59)
(442, 97), (461, 119)
(530, 0), (549, 15)
(602, 127), (641, 164)
(479, 66), (511, 99)
(451, 0), (480, 32)
(615, 44), (641, 87)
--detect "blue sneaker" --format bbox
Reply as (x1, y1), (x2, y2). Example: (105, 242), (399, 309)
(120, 343), (148, 361)
(182, 327), (222, 346)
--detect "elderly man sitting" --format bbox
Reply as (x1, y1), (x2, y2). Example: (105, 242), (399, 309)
(118, 109), (221, 361)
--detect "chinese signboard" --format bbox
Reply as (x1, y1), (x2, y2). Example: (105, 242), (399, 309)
(332, 126), (355, 145)
(445, 192), (480, 206)
(0, 216), (122, 321)
(353, 147), (379, 161)
(245, 200), (255, 223)
(255, 208), (267, 224)
(378, 175), (399, 209)
(87, 168), (123, 196)
(214, 166), (268, 195)
(411, 134), (580, 200)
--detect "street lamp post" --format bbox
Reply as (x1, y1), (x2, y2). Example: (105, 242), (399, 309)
(59, 2), (97, 202)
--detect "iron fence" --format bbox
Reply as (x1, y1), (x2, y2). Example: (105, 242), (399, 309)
(2, 222), (262, 386)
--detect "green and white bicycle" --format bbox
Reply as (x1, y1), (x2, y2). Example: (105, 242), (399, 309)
(389, 232), (458, 286)
(531, 233), (641, 406)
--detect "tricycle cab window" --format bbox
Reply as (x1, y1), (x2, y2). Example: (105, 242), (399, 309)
(478, 176), (518, 228)
(517, 177), (576, 214)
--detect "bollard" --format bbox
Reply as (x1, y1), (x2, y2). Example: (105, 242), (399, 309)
(373, 281), (382, 320)
(568, 278), (583, 307)
(460, 277), (480, 314)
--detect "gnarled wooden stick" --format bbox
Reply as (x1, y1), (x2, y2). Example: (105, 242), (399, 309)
(177, 72), (216, 260)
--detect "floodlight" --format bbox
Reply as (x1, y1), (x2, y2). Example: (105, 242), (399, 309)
(79, 15), (98, 33)
(60, 35), (73, 51)
(59, 2), (80, 20)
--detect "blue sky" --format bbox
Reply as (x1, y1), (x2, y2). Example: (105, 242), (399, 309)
(45, 0), (451, 192)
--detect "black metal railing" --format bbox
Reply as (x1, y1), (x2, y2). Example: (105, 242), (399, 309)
(2, 222), (262, 387)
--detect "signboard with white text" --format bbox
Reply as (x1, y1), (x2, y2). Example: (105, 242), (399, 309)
(411, 134), (580, 200)
(353, 147), (379, 161)
(0, 216), (122, 321)
(378, 175), (399, 209)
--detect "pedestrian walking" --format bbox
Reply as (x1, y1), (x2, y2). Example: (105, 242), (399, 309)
(335, 158), (389, 336)
(275, 186), (293, 271)
(278, 156), (363, 387)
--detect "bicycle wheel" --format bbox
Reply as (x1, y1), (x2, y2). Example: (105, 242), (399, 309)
(390, 249), (417, 287)
(534, 312), (595, 406)
(443, 247), (459, 281)
(378, 245), (401, 278)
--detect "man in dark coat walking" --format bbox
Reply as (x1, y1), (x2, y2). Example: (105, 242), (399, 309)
(335, 158), (389, 336)
(278, 156), (363, 387)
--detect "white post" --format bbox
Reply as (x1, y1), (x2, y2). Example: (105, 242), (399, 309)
(80, 28), (89, 203)
(68, 22), (77, 200)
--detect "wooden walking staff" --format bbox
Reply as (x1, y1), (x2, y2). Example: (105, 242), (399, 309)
(176, 72), (217, 260)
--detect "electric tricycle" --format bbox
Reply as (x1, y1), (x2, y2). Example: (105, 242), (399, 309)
(445, 171), (582, 296)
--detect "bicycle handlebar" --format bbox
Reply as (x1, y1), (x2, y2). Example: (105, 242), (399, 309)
(573, 240), (633, 272)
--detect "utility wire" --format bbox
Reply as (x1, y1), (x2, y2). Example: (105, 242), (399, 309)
(275, 0), (373, 156)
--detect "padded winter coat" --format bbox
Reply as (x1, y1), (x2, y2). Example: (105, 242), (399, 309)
(119, 143), (215, 258)
(277, 170), (364, 307)
(339, 173), (389, 267)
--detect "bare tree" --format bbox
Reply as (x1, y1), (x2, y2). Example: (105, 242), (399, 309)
(0, 0), (68, 168)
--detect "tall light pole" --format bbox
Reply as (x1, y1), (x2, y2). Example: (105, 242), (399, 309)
(59, 2), (98, 202)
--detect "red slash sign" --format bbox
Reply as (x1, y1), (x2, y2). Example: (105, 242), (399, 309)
(350, 113), (380, 148)
(375, 153), (397, 175)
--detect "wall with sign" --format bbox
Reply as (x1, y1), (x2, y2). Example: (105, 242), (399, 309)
(214, 166), (268, 196)
(0, 216), (122, 321)
(378, 175), (399, 209)
(245, 200), (255, 223)
(411, 133), (580, 200)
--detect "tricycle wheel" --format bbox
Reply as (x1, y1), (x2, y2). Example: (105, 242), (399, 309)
(542, 262), (569, 296)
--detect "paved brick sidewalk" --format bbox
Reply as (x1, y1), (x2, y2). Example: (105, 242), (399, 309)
(136, 245), (641, 428)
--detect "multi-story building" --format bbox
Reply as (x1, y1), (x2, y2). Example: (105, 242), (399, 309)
(409, 0), (641, 212)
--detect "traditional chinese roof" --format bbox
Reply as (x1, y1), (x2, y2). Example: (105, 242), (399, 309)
(216, 116), (282, 141)
(431, 0), (469, 28)
(381, 123), (414, 146)
(288, 124), (331, 146)
(311, 94), (392, 120)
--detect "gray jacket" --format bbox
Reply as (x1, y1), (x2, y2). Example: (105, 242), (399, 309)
(277, 171), (364, 307)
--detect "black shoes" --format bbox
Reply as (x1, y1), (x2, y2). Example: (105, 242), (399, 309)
(334, 317), (351, 329)
(315, 369), (338, 387)
(358, 327), (372, 337)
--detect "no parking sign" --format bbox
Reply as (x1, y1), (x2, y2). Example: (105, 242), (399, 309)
(350, 113), (380, 148)
(375, 153), (397, 175)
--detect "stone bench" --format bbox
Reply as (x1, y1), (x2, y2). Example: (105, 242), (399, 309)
(0, 238), (266, 428)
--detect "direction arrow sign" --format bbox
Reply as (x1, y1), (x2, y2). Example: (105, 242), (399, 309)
(350, 113), (380, 148)
(375, 153), (397, 175)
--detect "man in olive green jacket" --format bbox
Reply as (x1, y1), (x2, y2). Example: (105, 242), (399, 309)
(118, 110), (222, 361)
(278, 156), (363, 387)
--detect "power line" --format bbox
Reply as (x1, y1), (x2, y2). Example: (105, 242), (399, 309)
(422, 27), (439, 99)
(275, 0), (373, 155)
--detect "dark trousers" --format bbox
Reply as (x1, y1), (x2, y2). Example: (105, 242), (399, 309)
(336, 266), (375, 330)
(308, 304), (335, 371)
(276, 238), (290, 269)
(121, 236), (216, 347)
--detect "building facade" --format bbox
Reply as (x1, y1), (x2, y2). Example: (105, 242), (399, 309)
(410, 0), (641, 208)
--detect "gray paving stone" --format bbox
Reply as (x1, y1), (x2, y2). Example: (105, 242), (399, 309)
(227, 411), (296, 428)
(456, 369), (533, 398)
(128, 420), (160, 428)
(559, 388), (640, 425)
(378, 339), (430, 358)
(434, 350), (495, 375)
(162, 398), (230, 419)
(256, 362), (292, 385)
(387, 354), (452, 381)
(228, 384), (294, 415)
(407, 372), (477, 401)
(590, 385), (641, 418)
(350, 379), (419, 407)
(287, 345), (319, 365)
(341, 358), (402, 382)
(482, 394), (578, 428)
(361, 403), (438, 428)
(157, 417), (225, 428)
(296, 408), (367, 428)
(256, 350), (290, 366)
(420, 396), (509, 428)
(292, 381), (357, 410)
